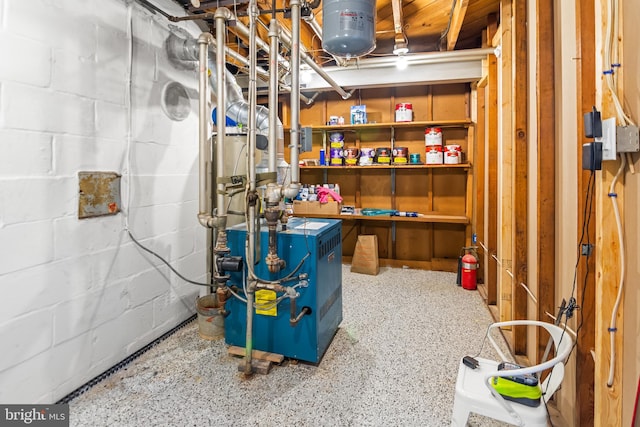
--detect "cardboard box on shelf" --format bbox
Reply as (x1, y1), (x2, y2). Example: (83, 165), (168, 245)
(293, 200), (342, 215)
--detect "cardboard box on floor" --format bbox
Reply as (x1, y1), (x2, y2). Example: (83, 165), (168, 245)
(351, 235), (379, 275)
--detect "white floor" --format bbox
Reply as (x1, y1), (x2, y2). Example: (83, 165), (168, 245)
(69, 265), (512, 426)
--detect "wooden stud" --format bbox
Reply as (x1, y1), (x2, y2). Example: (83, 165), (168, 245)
(536, 0), (558, 368)
(595, 0), (624, 424)
(575, 0), (596, 422)
(512, 0), (529, 354)
(499, 0), (514, 328)
(486, 13), (499, 307)
(475, 83), (486, 285)
(447, 0), (470, 51)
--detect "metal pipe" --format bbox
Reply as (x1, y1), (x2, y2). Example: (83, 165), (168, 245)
(289, 0), (301, 184)
(243, 0), (260, 376)
(197, 32), (216, 229)
(268, 19), (279, 174)
(279, 26), (351, 100)
(233, 19), (290, 72)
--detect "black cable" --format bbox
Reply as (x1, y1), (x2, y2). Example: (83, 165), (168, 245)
(127, 229), (213, 287)
(567, 170), (596, 357)
(439, 0), (458, 43)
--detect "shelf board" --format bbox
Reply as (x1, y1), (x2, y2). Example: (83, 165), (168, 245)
(300, 163), (471, 170)
(285, 119), (473, 132)
(293, 213), (469, 224)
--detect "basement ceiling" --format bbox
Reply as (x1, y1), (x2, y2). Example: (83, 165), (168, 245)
(173, 0), (501, 66)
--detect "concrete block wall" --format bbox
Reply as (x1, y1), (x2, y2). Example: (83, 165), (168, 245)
(0, 0), (207, 403)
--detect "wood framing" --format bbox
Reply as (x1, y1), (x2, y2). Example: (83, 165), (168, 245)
(535, 0), (556, 364)
(447, 0), (470, 50)
(486, 13), (499, 306)
(499, 0), (514, 327)
(595, 0), (625, 424)
(575, 0), (596, 424)
(511, 0), (528, 354)
(474, 79), (486, 287)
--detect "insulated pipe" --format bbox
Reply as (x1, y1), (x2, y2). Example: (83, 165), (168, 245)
(279, 26), (352, 100)
(197, 32), (216, 229)
(167, 32), (311, 104)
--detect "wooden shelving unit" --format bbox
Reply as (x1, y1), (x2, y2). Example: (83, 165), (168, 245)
(283, 83), (475, 272)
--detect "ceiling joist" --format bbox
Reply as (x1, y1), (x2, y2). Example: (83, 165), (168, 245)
(447, 0), (470, 50)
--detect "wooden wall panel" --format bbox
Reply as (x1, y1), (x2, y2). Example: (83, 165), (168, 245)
(432, 170), (467, 214)
(394, 86), (432, 122)
(396, 223), (433, 261)
(433, 224), (467, 258)
(432, 84), (469, 121)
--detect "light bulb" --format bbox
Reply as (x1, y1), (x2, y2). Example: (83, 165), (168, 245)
(396, 55), (408, 70)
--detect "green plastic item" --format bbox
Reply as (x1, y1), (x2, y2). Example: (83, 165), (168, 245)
(491, 376), (542, 407)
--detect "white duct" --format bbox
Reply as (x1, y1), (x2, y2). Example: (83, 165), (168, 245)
(167, 33), (280, 138)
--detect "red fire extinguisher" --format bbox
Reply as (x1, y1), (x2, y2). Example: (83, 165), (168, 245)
(461, 253), (477, 290)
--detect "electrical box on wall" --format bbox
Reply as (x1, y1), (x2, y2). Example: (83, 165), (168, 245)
(616, 125), (639, 153)
(78, 172), (122, 219)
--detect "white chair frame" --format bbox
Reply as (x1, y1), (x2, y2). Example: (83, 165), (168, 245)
(451, 320), (573, 427)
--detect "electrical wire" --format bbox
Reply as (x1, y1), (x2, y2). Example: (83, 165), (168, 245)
(606, 153), (626, 386)
(127, 230), (213, 287)
(439, 0), (458, 44)
(603, 0), (634, 388)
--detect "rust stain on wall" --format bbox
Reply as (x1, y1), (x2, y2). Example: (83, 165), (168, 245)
(78, 171), (122, 219)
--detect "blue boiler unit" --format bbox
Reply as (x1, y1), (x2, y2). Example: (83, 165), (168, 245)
(224, 217), (343, 363)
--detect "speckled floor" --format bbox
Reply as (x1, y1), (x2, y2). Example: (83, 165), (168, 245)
(69, 265), (513, 427)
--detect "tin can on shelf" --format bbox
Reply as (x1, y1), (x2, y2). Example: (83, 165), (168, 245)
(425, 127), (443, 147)
(395, 103), (413, 122)
(359, 148), (375, 165)
(329, 148), (343, 166)
(375, 147), (391, 164)
(392, 147), (409, 164)
(425, 148), (443, 164)
(444, 150), (461, 164)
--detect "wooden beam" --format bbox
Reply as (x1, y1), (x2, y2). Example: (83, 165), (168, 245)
(474, 81), (486, 287)
(595, 0), (624, 423)
(486, 13), (499, 306)
(535, 0), (556, 363)
(499, 0), (514, 330)
(575, 0), (596, 424)
(512, 0), (528, 355)
(447, 0), (470, 50)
